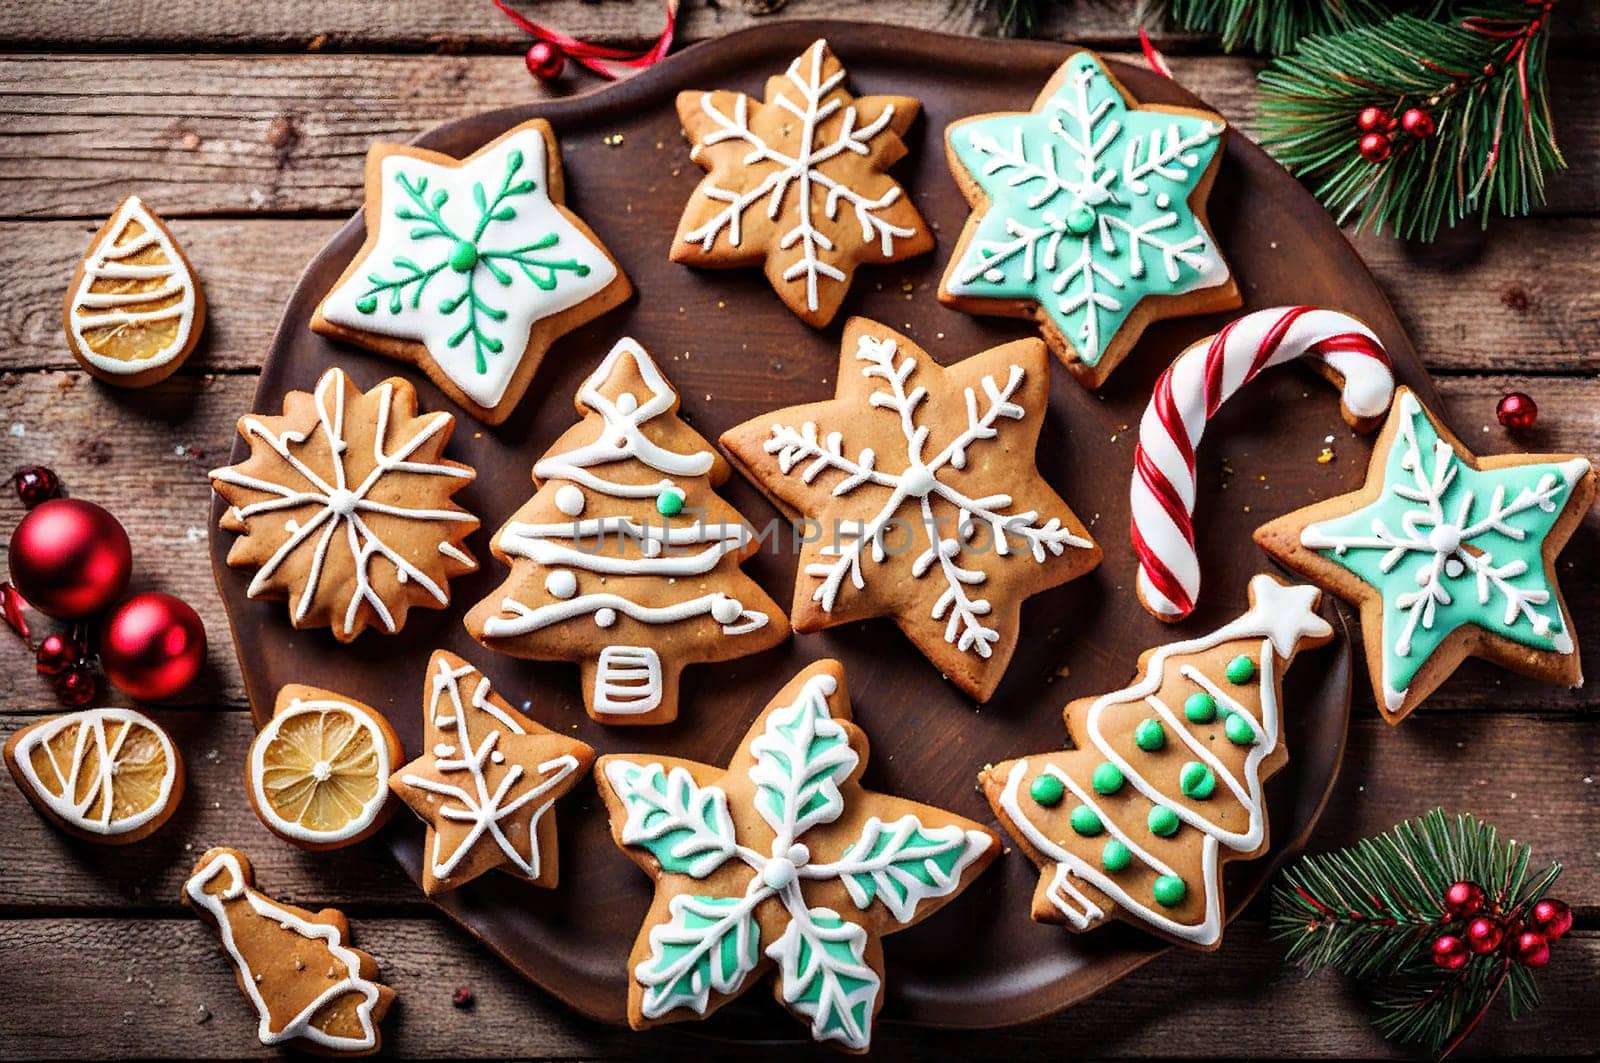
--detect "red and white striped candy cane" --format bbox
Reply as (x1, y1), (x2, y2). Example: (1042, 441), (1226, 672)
(1131, 306), (1395, 622)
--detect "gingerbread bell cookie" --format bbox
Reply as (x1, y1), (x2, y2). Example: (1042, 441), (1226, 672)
(721, 318), (1101, 701)
(1255, 388), (1594, 723)
(390, 651), (594, 895)
(466, 337), (788, 725)
(210, 365), (479, 642)
(184, 848), (395, 1055)
(980, 575), (1333, 949)
(65, 196), (205, 387)
(313, 119), (631, 424)
(671, 39), (934, 327)
(5, 707), (183, 844)
(596, 660), (998, 1052)
(940, 50), (1239, 388)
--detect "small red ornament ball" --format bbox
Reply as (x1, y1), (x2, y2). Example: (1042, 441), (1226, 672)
(1399, 107), (1436, 139)
(14, 465), (61, 508)
(1531, 898), (1573, 940)
(7, 498), (132, 619)
(1465, 916), (1504, 954)
(1443, 880), (1486, 919)
(101, 592), (206, 702)
(525, 40), (566, 81)
(1431, 934), (1470, 971)
(1497, 391), (1538, 431)
(1358, 132), (1392, 163)
(35, 632), (78, 676)
(54, 665), (97, 707)
(1510, 930), (1551, 967)
(1357, 106), (1388, 133)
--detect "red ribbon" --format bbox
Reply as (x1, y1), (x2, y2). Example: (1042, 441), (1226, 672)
(1139, 28), (1173, 79)
(493, 0), (678, 80)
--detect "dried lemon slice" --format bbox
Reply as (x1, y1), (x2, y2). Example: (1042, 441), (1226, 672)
(4, 707), (183, 843)
(249, 687), (398, 850)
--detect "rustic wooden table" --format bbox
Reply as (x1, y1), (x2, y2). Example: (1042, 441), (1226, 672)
(1, 2), (1595, 1059)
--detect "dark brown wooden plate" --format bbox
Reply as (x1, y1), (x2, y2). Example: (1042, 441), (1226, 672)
(211, 19), (1436, 1036)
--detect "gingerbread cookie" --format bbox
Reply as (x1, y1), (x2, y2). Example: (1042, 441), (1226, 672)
(721, 318), (1101, 701)
(5, 706), (183, 844)
(184, 848), (395, 1055)
(671, 39), (933, 328)
(313, 119), (631, 424)
(389, 651), (594, 895)
(596, 659), (997, 1052)
(247, 685), (401, 851)
(65, 196), (205, 387)
(210, 365), (479, 642)
(940, 50), (1239, 389)
(980, 575), (1333, 949)
(1255, 388), (1593, 723)
(466, 337), (788, 725)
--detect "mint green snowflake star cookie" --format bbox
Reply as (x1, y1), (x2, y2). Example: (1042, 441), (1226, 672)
(315, 119), (632, 424)
(595, 659), (998, 1051)
(1256, 388), (1595, 722)
(939, 50), (1240, 389)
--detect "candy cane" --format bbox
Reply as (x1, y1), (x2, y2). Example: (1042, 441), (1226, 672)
(1131, 306), (1396, 622)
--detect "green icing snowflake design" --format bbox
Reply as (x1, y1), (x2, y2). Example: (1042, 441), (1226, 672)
(601, 669), (991, 1051)
(1302, 392), (1589, 711)
(945, 51), (1229, 367)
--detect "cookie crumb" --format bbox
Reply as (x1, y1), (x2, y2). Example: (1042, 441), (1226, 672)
(602, 133), (625, 147)
(1317, 447), (1335, 464)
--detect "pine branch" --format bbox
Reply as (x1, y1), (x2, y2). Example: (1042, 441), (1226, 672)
(1139, 0), (1411, 54)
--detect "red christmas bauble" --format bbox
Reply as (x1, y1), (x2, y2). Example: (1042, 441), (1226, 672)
(100, 592), (206, 702)
(1465, 916), (1504, 954)
(1399, 107), (1436, 139)
(1431, 934), (1470, 971)
(525, 40), (566, 80)
(1530, 898), (1573, 940)
(35, 632), (78, 676)
(1358, 132), (1392, 163)
(7, 499), (132, 619)
(1443, 880), (1486, 919)
(1496, 391), (1538, 430)
(54, 665), (97, 707)
(1510, 930), (1550, 967)
(14, 465), (61, 508)
(1357, 106), (1387, 133)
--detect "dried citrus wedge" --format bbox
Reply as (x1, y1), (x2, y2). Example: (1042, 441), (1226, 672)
(248, 688), (398, 850)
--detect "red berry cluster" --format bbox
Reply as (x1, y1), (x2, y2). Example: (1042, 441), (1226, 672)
(1431, 879), (1573, 972)
(1356, 105), (1436, 164)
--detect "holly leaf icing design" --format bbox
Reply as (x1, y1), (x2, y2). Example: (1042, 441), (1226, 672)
(766, 906), (880, 1051)
(637, 893), (763, 1019)
(827, 815), (992, 923)
(605, 761), (738, 878)
(747, 674), (859, 841)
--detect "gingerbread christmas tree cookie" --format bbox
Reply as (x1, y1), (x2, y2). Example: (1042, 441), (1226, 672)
(210, 366), (479, 642)
(940, 50), (1239, 389)
(980, 575), (1334, 949)
(389, 651), (594, 895)
(721, 318), (1101, 701)
(313, 118), (631, 424)
(596, 659), (998, 1052)
(1255, 388), (1593, 723)
(466, 337), (788, 725)
(671, 39), (933, 328)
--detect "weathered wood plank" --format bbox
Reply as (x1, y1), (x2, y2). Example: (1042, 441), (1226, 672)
(3, 709), (1596, 913)
(5, 217), (1596, 376)
(0, 914), (1593, 1059)
(2, 51), (1597, 218)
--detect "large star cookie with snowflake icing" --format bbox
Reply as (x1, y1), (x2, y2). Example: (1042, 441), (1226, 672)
(939, 50), (1239, 389)
(722, 318), (1102, 701)
(314, 119), (631, 425)
(596, 659), (997, 1051)
(671, 39), (933, 328)
(1256, 388), (1594, 722)
(389, 651), (594, 895)
(211, 366), (479, 642)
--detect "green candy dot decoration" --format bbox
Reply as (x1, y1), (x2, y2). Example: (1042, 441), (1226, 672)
(1070, 805), (1104, 837)
(1224, 712), (1256, 746)
(448, 239), (479, 272)
(1152, 874), (1188, 907)
(1134, 718), (1165, 751)
(1101, 838), (1132, 872)
(1064, 203), (1096, 236)
(1183, 691), (1217, 723)
(1148, 804), (1181, 837)
(1028, 773), (1065, 808)
(1091, 760), (1125, 795)
(1226, 654), (1256, 684)
(655, 487), (685, 517)
(1179, 761), (1216, 800)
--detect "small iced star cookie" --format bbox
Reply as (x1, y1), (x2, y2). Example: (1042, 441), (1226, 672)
(1255, 388), (1594, 722)
(671, 39), (934, 328)
(596, 659), (998, 1052)
(313, 119), (631, 424)
(721, 318), (1101, 702)
(940, 50), (1240, 389)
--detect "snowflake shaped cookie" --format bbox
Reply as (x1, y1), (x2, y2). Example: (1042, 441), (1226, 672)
(721, 318), (1102, 701)
(596, 659), (997, 1051)
(389, 651), (594, 895)
(211, 367), (479, 642)
(1256, 389), (1594, 722)
(671, 39), (933, 327)
(940, 50), (1239, 389)
(314, 119), (631, 424)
